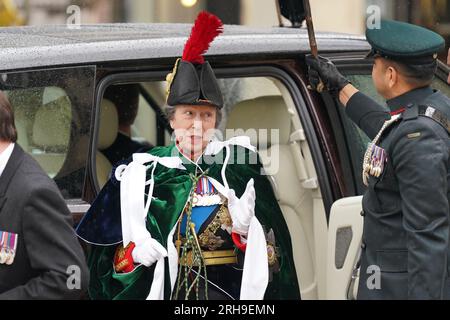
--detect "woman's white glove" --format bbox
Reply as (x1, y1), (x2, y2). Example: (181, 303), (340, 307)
(131, 237), (168, 267)
(227, 178), (256, 235)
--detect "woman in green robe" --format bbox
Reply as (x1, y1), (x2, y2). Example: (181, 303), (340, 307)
(76, 11), (300, 300)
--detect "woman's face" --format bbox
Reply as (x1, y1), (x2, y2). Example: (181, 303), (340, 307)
(170, 104), (217, 157)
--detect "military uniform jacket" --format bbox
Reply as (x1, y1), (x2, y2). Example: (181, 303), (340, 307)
(0, 144), (89, 299)
(346, 86), (450, 300)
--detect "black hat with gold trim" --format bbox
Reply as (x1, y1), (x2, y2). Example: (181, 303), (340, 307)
(166, 11), (224, 109)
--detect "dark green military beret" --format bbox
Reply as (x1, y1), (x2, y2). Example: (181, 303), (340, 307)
(366, 19), (445, 64)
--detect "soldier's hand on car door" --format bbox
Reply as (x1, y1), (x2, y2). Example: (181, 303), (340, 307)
(305, 54), (350, 96)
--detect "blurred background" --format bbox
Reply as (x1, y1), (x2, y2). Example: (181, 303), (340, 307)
(0, 0), (448, 59)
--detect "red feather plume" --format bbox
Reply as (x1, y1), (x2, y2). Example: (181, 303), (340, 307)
(182, 11), (224, 64)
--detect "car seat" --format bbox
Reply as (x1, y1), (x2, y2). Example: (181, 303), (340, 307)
(31, 95), (72, 178)
(96, 98), (119, 189)
(226, 95), (316, 298)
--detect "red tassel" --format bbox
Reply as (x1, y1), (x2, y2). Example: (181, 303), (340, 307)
(182, 11), (224, 64)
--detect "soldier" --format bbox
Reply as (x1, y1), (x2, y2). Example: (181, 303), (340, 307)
(306, 20), (449, 299)
(77, 11), (300, 300)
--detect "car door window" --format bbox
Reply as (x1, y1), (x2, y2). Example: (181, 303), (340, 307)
(2, 66), (95, 199)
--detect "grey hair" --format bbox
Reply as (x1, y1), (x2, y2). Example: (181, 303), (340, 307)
(164, 104), (222, 128)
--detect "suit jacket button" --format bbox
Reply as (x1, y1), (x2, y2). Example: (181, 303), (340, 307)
(360, 210), (365, 217)
(361, 242), (366, 249)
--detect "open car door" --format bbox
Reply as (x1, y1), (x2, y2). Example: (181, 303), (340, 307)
(326, 196), (363, 300)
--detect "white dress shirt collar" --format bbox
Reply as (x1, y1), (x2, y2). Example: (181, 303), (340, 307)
(0, 143), (15, 178)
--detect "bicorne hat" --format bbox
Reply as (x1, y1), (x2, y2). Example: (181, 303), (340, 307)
(166, 11), (224, 109)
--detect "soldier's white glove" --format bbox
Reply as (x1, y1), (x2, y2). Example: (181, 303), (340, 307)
(227, 179), (256, 236)
(131, 237), (168, 267)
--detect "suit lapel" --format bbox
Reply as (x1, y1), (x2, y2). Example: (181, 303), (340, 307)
(0, 144), (25, 213)
(0, 196), (6, 212)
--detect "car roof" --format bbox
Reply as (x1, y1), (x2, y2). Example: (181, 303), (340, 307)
(0, 23), (370, 71)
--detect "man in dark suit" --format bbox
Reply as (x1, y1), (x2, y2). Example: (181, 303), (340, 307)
(307, 20), (449, 299)
(0, 91), (89, 299)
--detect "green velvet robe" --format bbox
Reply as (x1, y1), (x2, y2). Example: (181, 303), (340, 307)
(87, 143), (301, 300)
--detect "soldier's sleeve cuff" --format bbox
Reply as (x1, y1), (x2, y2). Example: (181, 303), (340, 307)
(346, 92), (390, 139)
(346, 91), (375, 125)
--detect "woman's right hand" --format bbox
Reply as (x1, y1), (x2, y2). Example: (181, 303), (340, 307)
(131, 237), (168, 267)
(227, 178), (256, 236)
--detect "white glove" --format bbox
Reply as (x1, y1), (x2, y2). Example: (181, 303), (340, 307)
(227, 179), (256, 236)
(131, 237), (168, 267)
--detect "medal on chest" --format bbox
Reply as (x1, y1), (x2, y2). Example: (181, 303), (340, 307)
(191, 176), (223, 207)
(0, 231), (18, 265)
(362, 114), (401, 186)
(363, 143), (387, 179)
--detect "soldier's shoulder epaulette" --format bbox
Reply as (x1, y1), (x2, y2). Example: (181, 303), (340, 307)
(417, 104), (450, 135)
(400, 103), (450, 135)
